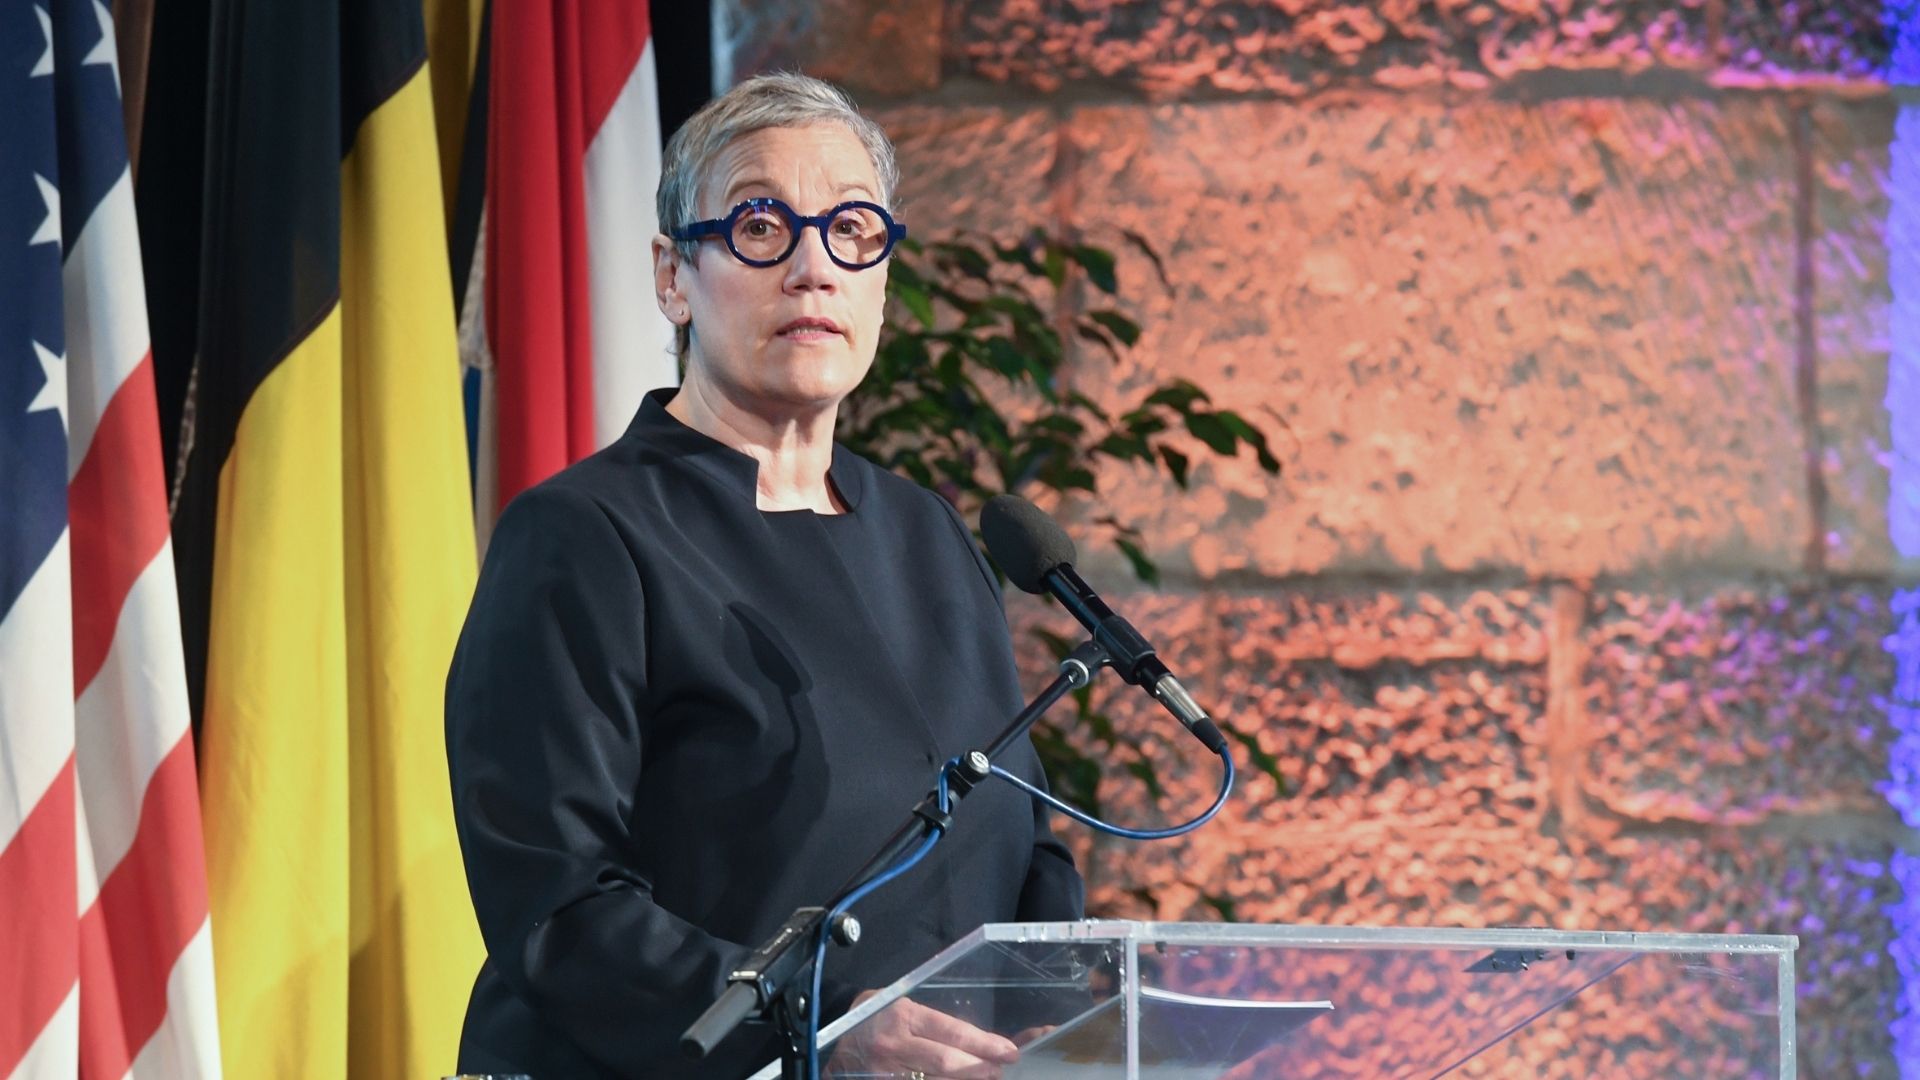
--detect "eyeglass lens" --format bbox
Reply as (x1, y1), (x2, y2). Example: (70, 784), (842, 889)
(731, 204), (891, 266)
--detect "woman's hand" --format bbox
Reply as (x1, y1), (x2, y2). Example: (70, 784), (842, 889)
(826, 989), (1022, 1079)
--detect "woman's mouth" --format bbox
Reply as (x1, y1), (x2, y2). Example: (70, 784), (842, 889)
(775, 317), (844, 341)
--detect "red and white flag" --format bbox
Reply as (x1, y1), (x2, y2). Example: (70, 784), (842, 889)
(462, 0), (675, 541)
(1, 0), (220, 1076)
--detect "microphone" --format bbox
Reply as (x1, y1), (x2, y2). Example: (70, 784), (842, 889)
(980, 495), (1229, 756)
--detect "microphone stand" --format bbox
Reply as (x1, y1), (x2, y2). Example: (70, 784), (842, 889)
(681, 639), (1113, 1079)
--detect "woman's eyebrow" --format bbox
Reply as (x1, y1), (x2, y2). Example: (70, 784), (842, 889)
(720, 177), (776, 205)
(717, 178), (877, 207)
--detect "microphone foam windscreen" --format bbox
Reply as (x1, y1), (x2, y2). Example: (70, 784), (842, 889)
(980, 494), (1077, 595)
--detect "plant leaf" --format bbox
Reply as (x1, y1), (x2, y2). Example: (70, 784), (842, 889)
(932, 241), (992, 279)
(1156, 445), (1190, 488)
(1069, 245), (1119, 294)
(1042, 463), (1097, 493)
(994, 241), (1046, 278)
(1028, 626), (1078, 660)
(1115, 536), (1160, 585)
(1087, 309), (1141, 346)
(1216, 410), (1260, 441)
(1124, 759), (1166, 802)
(1144, 380), (1209, 410)
(1184, 411), (1238, 455)
(1224, 722), (1288, 795)
(1120, 228), (1172, 293)
(1096, 433), (1151, 464)
(1196, 892), (1238, 922)
(894, 281), (936, 328)
(1074, 323), (1121, 362)
(1042, 244), (1067, 287)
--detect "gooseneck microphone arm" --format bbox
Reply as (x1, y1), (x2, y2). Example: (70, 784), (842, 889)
(1041, 561), (1228, 755)
(980, 493), (1230, 757)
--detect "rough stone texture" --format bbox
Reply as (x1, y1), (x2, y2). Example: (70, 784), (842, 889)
(1008, 587), (1549, 844)
(1215, 589), (1550, 832)
(715, 0), (943, 97)
(1575, 832), (1905, 1078)
(1080, 822), (1578, 927)
(946, 0), (1887, 97)
(947, 0), (1715, 97)
(869, 105), (1058, 233)
(1580, 586), (1900, 824)
(1719, 0), (1890, 80)
(1008, 586), (1559, 920)
(1067, 97), (1811, 580)
(1812, 98), (1902, 575)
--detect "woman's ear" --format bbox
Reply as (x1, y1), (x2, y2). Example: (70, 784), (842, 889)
(652, 235), (690, 324)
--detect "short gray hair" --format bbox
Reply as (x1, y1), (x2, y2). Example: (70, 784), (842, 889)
(658, 72), (900, 261)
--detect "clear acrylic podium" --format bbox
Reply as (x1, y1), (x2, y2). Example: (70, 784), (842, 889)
(749, 921), (1797, 1079)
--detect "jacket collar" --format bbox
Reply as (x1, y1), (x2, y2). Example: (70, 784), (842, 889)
(627, 388), (866, 512)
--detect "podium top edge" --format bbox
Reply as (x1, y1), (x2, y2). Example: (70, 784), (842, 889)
(971, 920), (1799, 954)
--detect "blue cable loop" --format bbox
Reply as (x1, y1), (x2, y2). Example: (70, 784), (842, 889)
(988, 749), (1235, 840)
(801, 747), (1235, 1076)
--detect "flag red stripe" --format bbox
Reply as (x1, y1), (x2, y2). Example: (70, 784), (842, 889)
(77, 735), (209, 1080)
(0, 758), (79, 1076)
(68, 351), (170, 695)
(575, 0), (651, 140)
(487, 3), (600, 511)
(484, 2), (657, 515)
(75, 910), (130, 1080)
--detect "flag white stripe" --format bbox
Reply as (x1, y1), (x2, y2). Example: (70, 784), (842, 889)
(75, 768), (99, 920)
(457, 202), (501, 555)
(0, 534), (76, 848)
(73, 543), (193, 908)
(4, 984), (77, 1080)
(60, 168), (150, 479)
(583, 37), (676, 449)
(123, 919), (221, 1080)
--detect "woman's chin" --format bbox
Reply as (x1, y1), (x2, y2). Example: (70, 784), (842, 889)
(748, 375), (863, 413)
(750, 358), (872, 408)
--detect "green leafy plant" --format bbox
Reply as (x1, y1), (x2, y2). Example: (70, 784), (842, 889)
(838, 229), (1289, 815)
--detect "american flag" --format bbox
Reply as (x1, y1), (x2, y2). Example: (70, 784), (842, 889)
(1, 1), (221, 1077)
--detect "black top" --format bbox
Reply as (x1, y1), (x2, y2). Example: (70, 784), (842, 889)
(446, 389), (1085, 1079)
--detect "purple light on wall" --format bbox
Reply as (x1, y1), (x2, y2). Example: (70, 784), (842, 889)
(1896, 0), (1920, 85)
(1886, 3), (1920, 1071)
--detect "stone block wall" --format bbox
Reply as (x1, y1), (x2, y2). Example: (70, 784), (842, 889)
(717, 0), (1917, 1072)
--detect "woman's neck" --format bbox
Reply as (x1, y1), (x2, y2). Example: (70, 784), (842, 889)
(666, 374), (847, 514)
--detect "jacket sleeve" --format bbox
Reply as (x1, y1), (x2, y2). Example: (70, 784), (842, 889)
(446, 485), (839, 1073)
(1016, 800), (1086, 923)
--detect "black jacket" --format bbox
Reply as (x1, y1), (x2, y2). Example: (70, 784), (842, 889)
(446, 389), (1084, 1078)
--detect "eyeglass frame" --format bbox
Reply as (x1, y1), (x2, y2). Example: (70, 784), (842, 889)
(669, 196), (908, 270)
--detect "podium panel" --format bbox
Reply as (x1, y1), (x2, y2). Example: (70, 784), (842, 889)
(749, 921), (1796, 1079)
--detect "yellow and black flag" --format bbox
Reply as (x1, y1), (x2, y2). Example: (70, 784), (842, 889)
(168, 0), (482, 1074)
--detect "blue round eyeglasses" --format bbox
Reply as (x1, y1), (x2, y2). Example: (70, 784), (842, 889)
(670, 197), (907, 270)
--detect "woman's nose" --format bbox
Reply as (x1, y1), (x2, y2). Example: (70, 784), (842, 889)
(782, 226), (839, 291)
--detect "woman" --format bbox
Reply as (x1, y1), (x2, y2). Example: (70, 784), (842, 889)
(445, 73), (1084, 1079)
